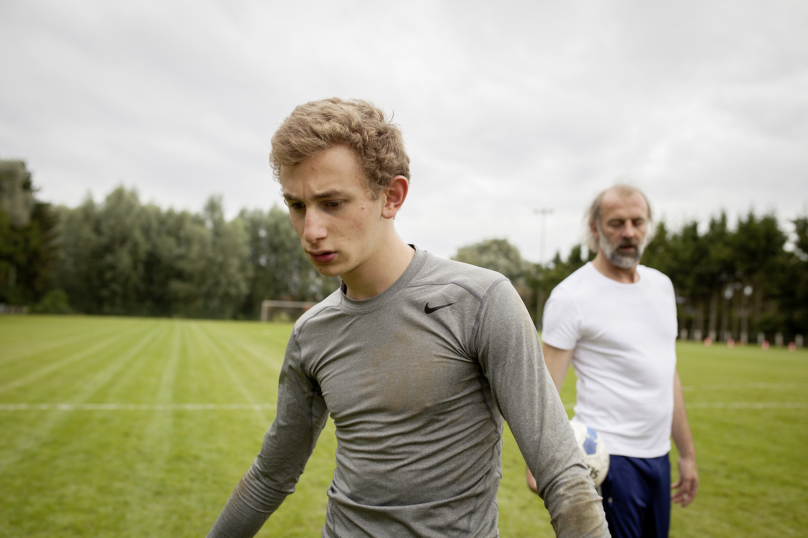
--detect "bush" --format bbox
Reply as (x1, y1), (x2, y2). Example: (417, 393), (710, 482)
(31, 289), (72, 314)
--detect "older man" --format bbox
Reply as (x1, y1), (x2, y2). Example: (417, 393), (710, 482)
(528, 185), (698, 538)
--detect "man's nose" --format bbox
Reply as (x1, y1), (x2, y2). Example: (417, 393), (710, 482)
(303, 209), (327, 244)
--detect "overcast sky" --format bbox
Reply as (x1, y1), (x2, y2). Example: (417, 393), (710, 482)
(1, 0), (806, 262)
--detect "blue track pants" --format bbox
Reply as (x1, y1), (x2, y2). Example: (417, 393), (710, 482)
(601, 454), (671, 538)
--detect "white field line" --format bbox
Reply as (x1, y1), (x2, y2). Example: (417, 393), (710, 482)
(682, 383), (808, 391)
(558, 383), (808, 409)
(4, 384), (806, 412)
(685, 402), (808, 409)
(1, 401), (803, 411)
(0, 403), (277, 411)
(189, 324), (271, 422)
(561, 402), (807, 410)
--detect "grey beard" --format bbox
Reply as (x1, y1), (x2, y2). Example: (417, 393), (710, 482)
(599, 234), (643, 269)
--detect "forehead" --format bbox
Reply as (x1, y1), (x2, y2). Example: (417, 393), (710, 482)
(600, 191), (649, 221)
(280, 145), (368, 197)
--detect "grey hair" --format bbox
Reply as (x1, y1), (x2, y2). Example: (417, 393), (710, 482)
(583, 184), (655, 252)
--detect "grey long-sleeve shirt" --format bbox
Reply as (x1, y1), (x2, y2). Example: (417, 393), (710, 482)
(209, 247), (608, 537)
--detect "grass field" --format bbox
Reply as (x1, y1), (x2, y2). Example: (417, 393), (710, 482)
(1, 316), (806, 537)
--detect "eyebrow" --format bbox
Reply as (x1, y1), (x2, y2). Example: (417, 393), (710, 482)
(283, 189), (346, 202)
(606, 217), (646, 223)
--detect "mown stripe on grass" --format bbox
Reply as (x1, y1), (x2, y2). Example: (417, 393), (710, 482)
(0, 322), (164, 474)
(59, 321), (165, 404)
(188, 323), (275, 424)
(204, 322), (285, 380)
(2, 401), (803, 411)
(561, 401), (807, 410)
(0, 320), (152, 395)
(0, 403), (277, 410)
(122, 320), (183, 533)
(0, 319), (124, 368)
(683, 382), (808, 391)
(687, 401), (808, 409)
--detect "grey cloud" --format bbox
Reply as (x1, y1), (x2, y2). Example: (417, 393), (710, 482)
(1, 0), (806, 262)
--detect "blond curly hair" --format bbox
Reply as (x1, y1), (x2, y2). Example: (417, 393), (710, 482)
(270, 98), (410, 197)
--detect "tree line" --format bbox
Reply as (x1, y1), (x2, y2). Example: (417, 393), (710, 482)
(0, 160), (337, 319)
(453, 216), (808, 343)
(1, 159), (806, 340)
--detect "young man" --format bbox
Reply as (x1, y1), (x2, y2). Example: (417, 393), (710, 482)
(208, 98), (608, 537)
(527, 185), (699, 538)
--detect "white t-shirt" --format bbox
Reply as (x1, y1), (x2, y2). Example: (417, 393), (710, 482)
(542, 262), (678, 458)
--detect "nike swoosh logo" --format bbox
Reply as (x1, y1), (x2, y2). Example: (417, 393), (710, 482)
(424, 302), (456, 314)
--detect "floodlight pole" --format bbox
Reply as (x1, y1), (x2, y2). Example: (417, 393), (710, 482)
(533, 208), (554, 331)
(534, 208), (554, 266)
(741, 285), (753, 344)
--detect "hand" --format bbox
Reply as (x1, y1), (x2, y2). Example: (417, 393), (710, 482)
(525, 465), (539, 495)
(671, 455), (699, 507)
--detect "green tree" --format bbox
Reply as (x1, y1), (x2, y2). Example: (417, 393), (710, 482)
(55, 187), (149, 315)
(54, 197), (100, 313)
(771, 217), (808, 338)
(95, 187), (149, 314)
(453, 238), (528, 283)
(197, 196), (252, 318)
(669, 221), (712, 338)
(0, 160), (35, 227)
(137, 205), (183, 316)
(55, 190), (254, 319)
(730, 212), (788, 339)
(701, 213), (736, 340)
(452, 238), (535, 323)
(0, 160), (59, 307)
(167, 197), (252, 319)
(239, 206), (338, 319)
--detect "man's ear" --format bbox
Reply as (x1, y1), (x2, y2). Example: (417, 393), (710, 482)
(381, 176), (409, 219)
(589, 220), (599, 239)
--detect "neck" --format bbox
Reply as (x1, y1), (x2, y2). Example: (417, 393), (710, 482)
(592, 252), (640, 283)
(342, 234), (415, 300)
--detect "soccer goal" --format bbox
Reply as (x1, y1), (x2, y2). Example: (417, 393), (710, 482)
(260, 300), (317, 322)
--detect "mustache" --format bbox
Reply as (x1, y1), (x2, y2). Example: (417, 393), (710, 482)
(617, 238), (639, 248)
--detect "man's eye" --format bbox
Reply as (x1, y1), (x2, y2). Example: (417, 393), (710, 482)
(288, 202), (304, 211)
(324, 201), (343, 209)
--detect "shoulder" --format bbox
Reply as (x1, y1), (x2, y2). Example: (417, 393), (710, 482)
(293, 289), (342, 335)
(637, 264), (672, 282)
(543, 264), (600, 330)
(637, 265), (675, 294)
(413, 252), (511, 301)
(549, 263), (598, 301)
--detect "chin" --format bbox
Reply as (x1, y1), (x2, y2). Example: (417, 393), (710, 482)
(313, 265), (341, 277)
(313, 259), (350, 278)
(608, 252), (641, 269)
